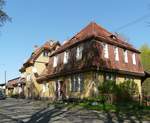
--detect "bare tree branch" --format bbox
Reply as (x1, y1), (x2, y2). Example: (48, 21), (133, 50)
(0, 0), (11, 27)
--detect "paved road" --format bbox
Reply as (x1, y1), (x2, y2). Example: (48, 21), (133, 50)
(0, 98), (149, 123)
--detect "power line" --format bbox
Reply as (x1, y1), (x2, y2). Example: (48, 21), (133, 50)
(114, 13), (150, 32)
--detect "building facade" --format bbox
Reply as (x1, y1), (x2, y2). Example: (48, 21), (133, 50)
(6, 77), (21, 97)
(37, 22), (145, 101)
(19, 41), (60, 99)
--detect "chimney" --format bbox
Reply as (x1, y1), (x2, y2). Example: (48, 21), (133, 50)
(34, 45), (38, 51)
(49, 40), (54, 46)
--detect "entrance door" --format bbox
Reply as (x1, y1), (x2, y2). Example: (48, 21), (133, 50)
(56, 80), (66, 100)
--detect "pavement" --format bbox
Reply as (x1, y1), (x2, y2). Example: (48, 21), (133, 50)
(0, 98), (149, 123)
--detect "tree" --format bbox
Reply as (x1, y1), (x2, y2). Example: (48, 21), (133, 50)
(140, 44), (150, 96)
(0, 0), (10, 26)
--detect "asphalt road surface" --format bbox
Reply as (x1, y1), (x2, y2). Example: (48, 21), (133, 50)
(0, 98), (149, 123)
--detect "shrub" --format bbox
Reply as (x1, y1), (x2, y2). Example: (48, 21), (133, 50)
(98, 80), (139, 103)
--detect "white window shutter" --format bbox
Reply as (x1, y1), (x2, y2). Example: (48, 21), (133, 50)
(114, 47), (119, 61)
(132, 53), (136, 65)
(103, 43), (109, 58)
(63, 51), (69, 64)
(78, 76), (81, 92)
(124, 50), (128, 63)
(76, 46), (83, 60)
(53, 56), (58, 67)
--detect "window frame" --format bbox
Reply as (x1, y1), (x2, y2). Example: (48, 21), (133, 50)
(71, 74), (84, 92)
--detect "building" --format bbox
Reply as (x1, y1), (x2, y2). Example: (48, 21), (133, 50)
(0, 83), (6, 94)
(19, 40), (60, 99)
(6, 77), (20, 97)
(37, 22), (148, 101)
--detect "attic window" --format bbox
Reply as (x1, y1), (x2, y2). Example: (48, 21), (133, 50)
(43, 50), (49, 57)
(110, 35), (117, 40)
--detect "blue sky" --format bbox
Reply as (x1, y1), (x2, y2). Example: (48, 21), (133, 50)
(0, 0), (150, 83)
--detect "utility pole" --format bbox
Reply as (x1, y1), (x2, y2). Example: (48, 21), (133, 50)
(4, 70), (6, 94)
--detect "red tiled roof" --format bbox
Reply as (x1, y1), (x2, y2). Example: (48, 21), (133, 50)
(36, 22), (144, 82)
(20, 41), (60, 70)
(7, 77), (20, 88)
(51, 22), (139, 56)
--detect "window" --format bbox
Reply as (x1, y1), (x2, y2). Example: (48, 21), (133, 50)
(93, 72), (98, 80)
(43, 50), (49, 57)
(123, 49), (128, 63)
(32, 67), (37, 73)
(105, 73), (116, 81)
(71, 74), (84, 92)
(43, 83), (49, 93)
(26, 74), (32, 82)
(114, 46), (119, 61)
(63, 51), (69, 64)
(125, 76), (134, 82)
(132, 53), (136, 65)
(103, 43), (109, 58)
(53, 56), (58, 67)
(76, 45), (83, 60)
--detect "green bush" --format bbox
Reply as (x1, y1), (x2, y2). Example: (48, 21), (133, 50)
(11, 94), (19, 98)
(98, 80), (139, 103)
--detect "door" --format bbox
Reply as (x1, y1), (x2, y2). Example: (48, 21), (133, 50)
(56, 80), (66, 100)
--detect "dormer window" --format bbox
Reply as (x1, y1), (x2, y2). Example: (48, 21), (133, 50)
(64, 51), (69, 64)
(110, 34), (117, 40)
(76, 45), (83, 60)
(114, 46), (119, 61)
(43, 50), (49, 57)
(103, 43), (109, 58)
(53, 56), (58, 67)
(132, 53), (136, 65)
(123, 49), (128, 63)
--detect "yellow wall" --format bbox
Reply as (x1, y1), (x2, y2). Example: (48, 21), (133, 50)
(46, 72), (142, 100)
(21, 50), (142, 100)
(47, 72), (104, 99)
(23, 52), (50, 99)
(116, 75), (142, 95)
